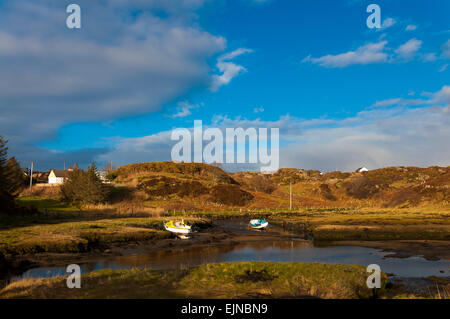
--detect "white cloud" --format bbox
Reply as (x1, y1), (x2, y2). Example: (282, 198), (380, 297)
(381, 17), (396, 29)
(171, 101), (200, 118)
(442, 39), (450, 58)
(95, 85), (450, 172)
(395, 38), (422, 59)
(422, 53), (437, 62)
(0, 0), (227, 158)
(302, 41), (388, 68)
(253, 107), (264, 113)
(439, 64), (448, 72)
(372, 85), (450, 107)
(211, 48), (253, 91)
(405, 24), (417, 31)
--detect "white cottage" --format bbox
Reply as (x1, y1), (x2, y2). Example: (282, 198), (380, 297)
(48, 169), (68, 184)
(355, 167), (369, 173)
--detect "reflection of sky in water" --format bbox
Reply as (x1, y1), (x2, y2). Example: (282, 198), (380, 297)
(7, 242), (450, 282)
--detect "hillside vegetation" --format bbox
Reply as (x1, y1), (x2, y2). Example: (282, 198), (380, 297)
(105, 162), (449, 211)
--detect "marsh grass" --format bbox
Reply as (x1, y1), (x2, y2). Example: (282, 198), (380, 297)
(0, 261), (389, 299)
(0, 217), (209, 255)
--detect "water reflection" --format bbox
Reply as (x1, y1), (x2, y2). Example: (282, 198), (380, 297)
(5, 240), (450, 281)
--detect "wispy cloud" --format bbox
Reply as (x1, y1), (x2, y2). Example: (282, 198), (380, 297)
(171, 101), (201, 118)
(95, 85), (450, 172)
(381, 17), (396, 29)
(406, 24), (417, 31)
(302, 41), (388, 68)
(442, 39), (450, 58)
(253, 106), (264, 113)
(372, 85), (450, 107)
(303, 38), (431, 68)
(211, 48), (253, 91)
(395, 38), (422, 59)
(439, 64), (448, 72)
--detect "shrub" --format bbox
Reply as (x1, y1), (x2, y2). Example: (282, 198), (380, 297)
(342, 177), (382, 199)
(319, 183), (337, 201)
(247, 175), (276, 194)
(209, 184), (254, 206)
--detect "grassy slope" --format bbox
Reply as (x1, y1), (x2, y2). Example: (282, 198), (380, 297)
(0, 261), (388, 299)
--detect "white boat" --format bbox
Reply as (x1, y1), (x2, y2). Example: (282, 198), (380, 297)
(249, 219), (269, 229)
(164, 220), (192, 234)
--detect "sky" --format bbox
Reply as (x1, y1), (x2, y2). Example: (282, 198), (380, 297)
(0, 0), (449, 172)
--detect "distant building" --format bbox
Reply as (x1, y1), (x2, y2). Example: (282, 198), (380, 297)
(34, 171), (50, 183)
(355, 167), (369, 173)
(48, 169), (68, 184)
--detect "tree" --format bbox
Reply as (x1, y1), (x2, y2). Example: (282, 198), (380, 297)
(61, 162), (110, 204)
(5, 157), (26, 195)
(0, 136), (8, 191)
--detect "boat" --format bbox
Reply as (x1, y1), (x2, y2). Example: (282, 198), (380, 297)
(249, 219), (269, 229)
(164, 220), (192, 234)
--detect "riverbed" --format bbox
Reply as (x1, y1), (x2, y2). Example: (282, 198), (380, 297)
(2, 219), (450, 282)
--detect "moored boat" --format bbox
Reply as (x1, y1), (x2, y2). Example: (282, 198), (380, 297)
(249, 219), (269, 229)
(164, 220), (192, 234)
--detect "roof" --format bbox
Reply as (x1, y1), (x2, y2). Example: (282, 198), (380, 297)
(50, 169), (69, 178)
(34, 171), (50, 182)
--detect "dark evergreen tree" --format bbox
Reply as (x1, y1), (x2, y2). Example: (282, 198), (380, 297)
(61, 162), (109, 204)
(0, 136), (8, 192)
(5, 157), (25, 195)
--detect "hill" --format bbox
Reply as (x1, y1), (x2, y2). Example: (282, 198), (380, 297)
(105, 162), (449, 211)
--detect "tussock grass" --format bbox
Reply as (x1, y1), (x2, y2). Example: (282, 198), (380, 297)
(0, 262), (389, 299)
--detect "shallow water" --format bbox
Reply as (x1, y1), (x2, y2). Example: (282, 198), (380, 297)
(7, 240), (450, 281)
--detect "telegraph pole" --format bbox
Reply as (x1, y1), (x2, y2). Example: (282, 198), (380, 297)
(29, 161), (34, 193)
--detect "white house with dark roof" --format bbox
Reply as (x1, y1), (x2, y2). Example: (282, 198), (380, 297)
(48, 169), (68, 184)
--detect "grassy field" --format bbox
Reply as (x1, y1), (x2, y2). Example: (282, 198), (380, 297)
(0, 261), (390, 299)
(266, 207), (450, 241)
(6, 197), (450, 246)
(16, 197), (79, 212)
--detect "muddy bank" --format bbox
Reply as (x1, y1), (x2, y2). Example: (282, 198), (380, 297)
(321, 240), (450, 261)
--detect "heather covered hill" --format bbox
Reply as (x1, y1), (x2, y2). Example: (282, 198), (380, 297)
(107, 162), (252, 207)
(105, 162), (449, 210)
(109, 162), (237, 185)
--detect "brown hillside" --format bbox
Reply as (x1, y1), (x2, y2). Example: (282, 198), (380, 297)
(108, 162), (449, 210)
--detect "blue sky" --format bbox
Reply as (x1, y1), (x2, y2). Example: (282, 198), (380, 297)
(1, 0), (449, 171)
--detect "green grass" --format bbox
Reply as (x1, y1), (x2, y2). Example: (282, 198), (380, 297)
(16, 197), (78, 212)
(0, 261), (389, 299)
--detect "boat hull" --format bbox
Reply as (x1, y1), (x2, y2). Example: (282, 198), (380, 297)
(164, 225), (192, 234)
(249, 219), (269, 229)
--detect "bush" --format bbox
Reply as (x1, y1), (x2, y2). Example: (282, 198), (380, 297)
(342, 177), (382, 199)
(209, 184), (254, 206)
(61, 163), (110, 204)
(247, 175), (276, 194)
